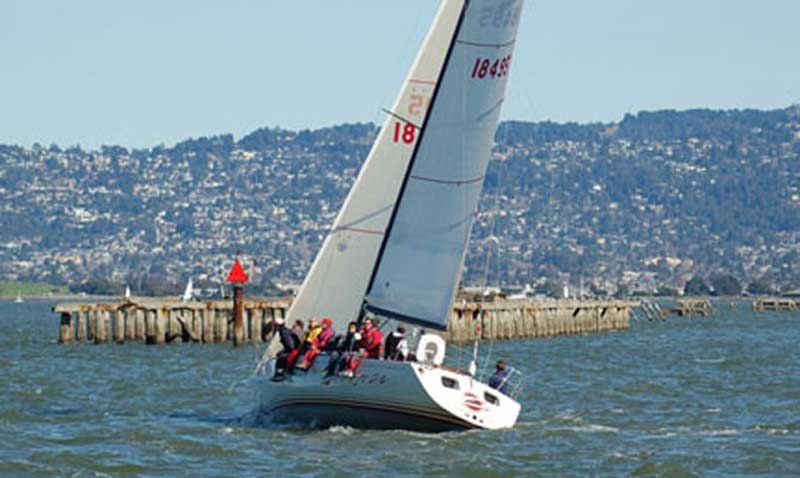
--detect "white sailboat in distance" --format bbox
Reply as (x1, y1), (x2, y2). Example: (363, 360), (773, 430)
(255, 0), (525, 431)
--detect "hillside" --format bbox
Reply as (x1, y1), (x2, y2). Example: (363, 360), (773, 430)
(1, 107), (798, 294)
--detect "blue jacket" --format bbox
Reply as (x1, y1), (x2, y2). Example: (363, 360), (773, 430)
(277, 325), (297, 351)
(488, 368), (510, 394)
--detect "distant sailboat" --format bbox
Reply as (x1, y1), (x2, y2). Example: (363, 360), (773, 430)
(181, 279), (195, 303)
(14, 291), (24, 303)
(255, 0), (525, 431)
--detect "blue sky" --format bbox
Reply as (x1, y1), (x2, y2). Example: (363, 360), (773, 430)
(1, 0), (798, 148)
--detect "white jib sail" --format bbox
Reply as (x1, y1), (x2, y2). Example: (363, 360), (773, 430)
(286, 0), (464, 330)
(365, 0), (525, 330)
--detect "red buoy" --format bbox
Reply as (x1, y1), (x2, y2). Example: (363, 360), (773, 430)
(226, 259), (249, 284)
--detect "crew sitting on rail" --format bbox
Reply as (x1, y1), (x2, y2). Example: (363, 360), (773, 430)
(272, 317), (298, 380)
(297, 318), (335, 370)
(291, 320), (305, 344)
(326, 321), (360, 377)
(304, 319), (322, 350)
(383, 325), (409, 361)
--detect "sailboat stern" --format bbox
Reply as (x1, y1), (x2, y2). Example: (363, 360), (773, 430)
(412, 363), (521, 430)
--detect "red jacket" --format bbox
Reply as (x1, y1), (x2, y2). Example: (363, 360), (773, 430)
(313, 327), (335, 349)
(360, 326), (383, 359)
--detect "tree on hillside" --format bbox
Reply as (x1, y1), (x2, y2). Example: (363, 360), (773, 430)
(709, 273), (742, 296)
(684, 276), (711, 296)
(746, 277), (775, 296)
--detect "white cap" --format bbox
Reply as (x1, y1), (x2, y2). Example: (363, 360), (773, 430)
(275, 317), (285, 325)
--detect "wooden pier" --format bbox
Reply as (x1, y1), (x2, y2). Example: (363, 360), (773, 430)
(447, 299), (636, 343)
(54, 297), (638, 345)
(54, 297), (291, 345)
(752, 297), (798, 312)
(667, 298), (714, 317)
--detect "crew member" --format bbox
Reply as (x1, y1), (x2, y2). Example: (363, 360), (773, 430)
(488, 359), (511, 394)
(288, 319), (321, 370)
(383, 325), (409, 361)
(344, 318), (382, 377)
(273, 317), (297, 380)
(360, 318), (383, 359)
(298, 317), (335, 370)
(326, 321), (359, 376)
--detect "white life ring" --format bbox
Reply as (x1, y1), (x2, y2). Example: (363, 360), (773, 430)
(416, 334), (446, 366)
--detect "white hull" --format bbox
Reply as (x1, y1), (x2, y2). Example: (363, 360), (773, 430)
(254, 357), (520, 432)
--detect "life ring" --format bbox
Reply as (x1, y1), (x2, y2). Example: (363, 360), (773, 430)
(416, 334), (446, 366)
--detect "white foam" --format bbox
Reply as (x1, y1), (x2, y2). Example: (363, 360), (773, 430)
(697, 428), (739, 436)
(693, 358), (725, 364)
(754, 425), (790, 435)
(562, 424), (619, 434)
(326, 425), (355, 435)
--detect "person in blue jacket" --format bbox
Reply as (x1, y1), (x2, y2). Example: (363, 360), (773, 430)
(488, 360), (511, 394)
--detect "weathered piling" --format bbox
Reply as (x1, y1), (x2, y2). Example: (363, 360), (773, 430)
(58, 312), (73, 344)
(76, 311), (87, 342)
(114, 310), (125, 344)
(124, 309), (136, 342)
(87, 310), (97, 341)
(145, 310), (157, 344)
(94, 309), (109, 344)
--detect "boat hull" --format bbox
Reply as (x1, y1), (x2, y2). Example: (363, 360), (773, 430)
(254, 357), (520, 432)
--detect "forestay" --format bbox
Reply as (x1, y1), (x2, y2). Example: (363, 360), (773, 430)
(365, 0), (524, 330)
(286, 1), (464, 331)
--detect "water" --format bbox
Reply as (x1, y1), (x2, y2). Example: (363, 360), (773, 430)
(1, 301), (798, 477)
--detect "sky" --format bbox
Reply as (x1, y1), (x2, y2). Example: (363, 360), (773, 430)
(1, 0), (798, 149)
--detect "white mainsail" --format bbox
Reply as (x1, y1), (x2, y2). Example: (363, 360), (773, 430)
(365, 0), (524, 329)
(287, 1), (464, 329)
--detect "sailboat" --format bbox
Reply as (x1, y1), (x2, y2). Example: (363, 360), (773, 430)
(255, 0), (525, 431)
(15, 291), (24, 303)
(181, 278), (195, 303)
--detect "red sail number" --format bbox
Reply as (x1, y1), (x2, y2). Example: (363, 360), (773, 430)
(393, 121), (416, 144)
(471, 54), (512, 79)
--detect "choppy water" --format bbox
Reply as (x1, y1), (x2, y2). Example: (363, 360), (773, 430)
(1, 300), (798, 477)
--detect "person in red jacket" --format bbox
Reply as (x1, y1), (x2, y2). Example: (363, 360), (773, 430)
(297, 317), (335, 370)
(360, 318), (383, 359)
(343, 317), (383, 377)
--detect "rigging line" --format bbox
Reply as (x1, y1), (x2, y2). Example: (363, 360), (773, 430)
(381, 108), (422, 130)
(360, 0), (471, 324)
